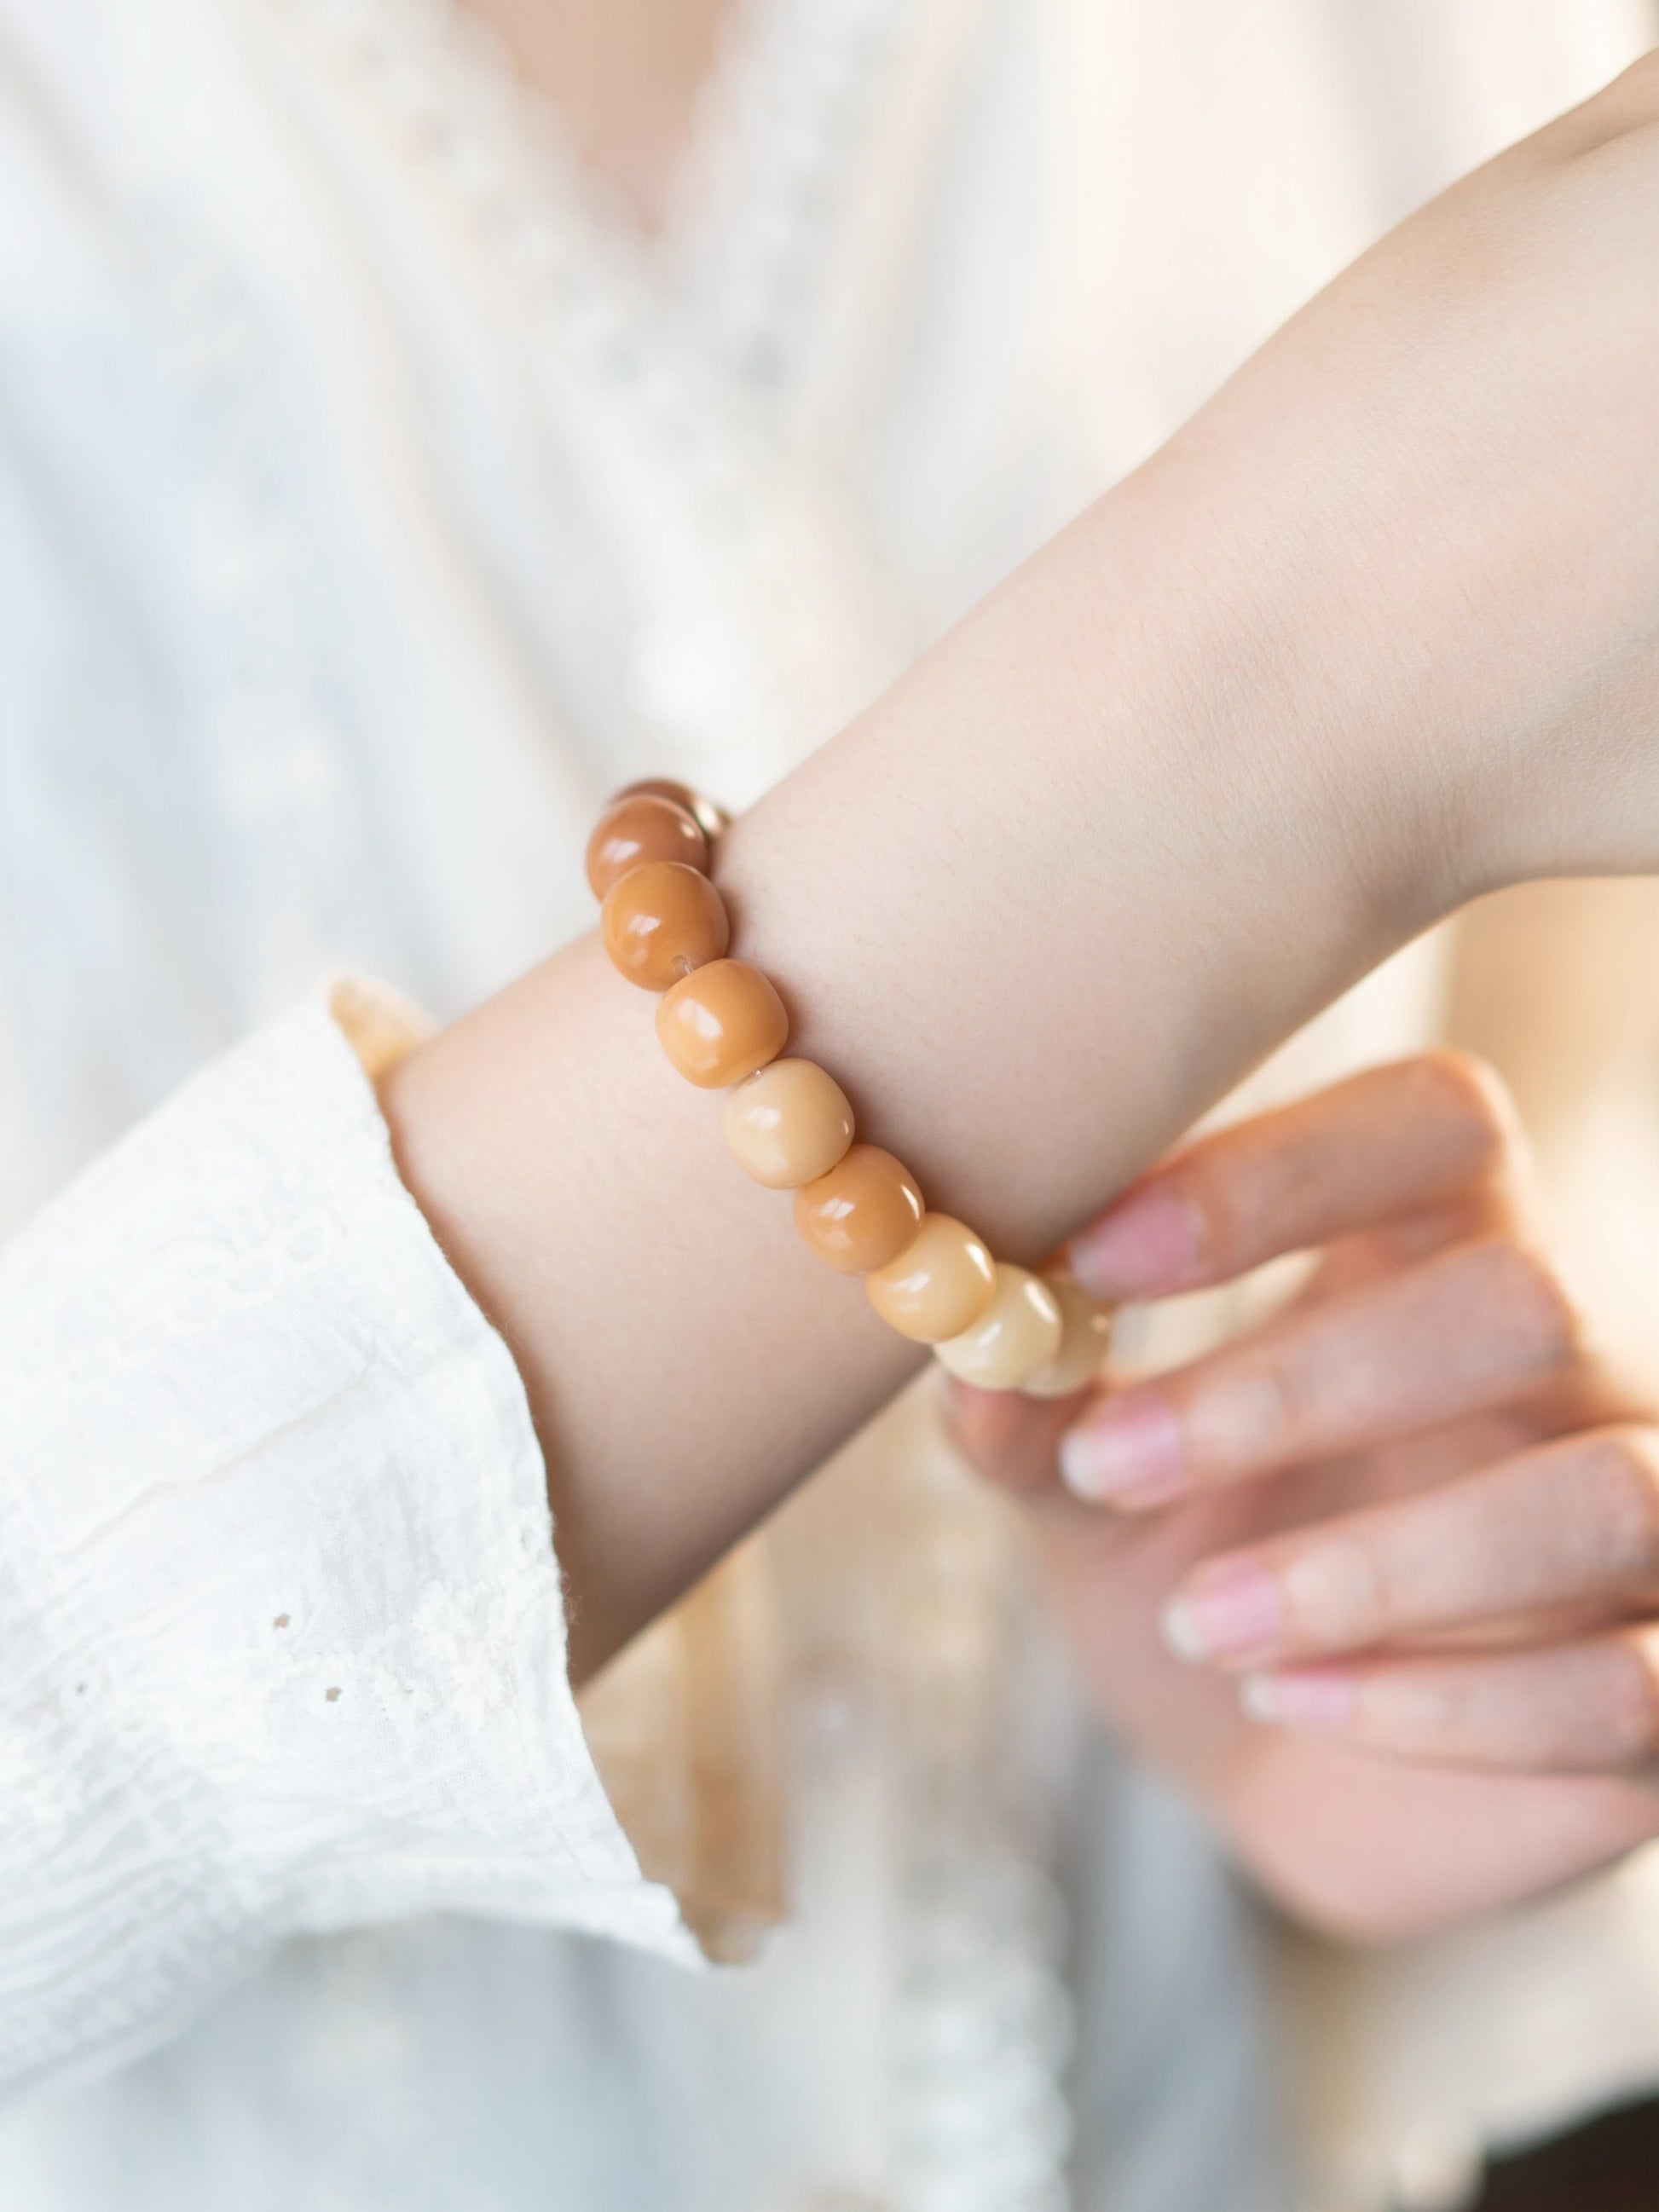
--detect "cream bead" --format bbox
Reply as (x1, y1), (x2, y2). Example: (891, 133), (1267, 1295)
(1020, 1274), (1113, 1397)
(722, 1060), (854, 1188)
(933, 1264), (1063, 1389)
(865, 1214), (996, 1343)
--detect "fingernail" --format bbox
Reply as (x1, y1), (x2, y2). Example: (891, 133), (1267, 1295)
(1239, 1668), (1356, 1730)
(1162, 1560), (1286, 1664)
(1058, 1386), (1184, 1506)
(1066, 1187), (1202, 1301)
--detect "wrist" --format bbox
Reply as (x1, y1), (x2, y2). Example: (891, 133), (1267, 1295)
(725, 473), (1431, 1260)
(383, 443), (1470, 1678)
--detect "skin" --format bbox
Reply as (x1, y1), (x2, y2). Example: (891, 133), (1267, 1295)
(465, 0), (731, 228)
(382, 56), (1659, 1927)
(951, 1054), (1659, 1938)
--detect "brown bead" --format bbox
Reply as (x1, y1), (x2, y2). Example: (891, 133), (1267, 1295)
(722, 1059), (855, 1188)
(934, 1264), (1064, 1389)
(866, 1215), (997, 1343)
(614, 778), (729, 841)
(601, 861), (730, 991)
(656, 959), (789, 1088)
(586, 794), (708, 898)
(793, 1144), (924, 1274)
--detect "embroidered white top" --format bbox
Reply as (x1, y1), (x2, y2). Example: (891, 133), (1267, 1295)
(3, 2), (1658, 2208)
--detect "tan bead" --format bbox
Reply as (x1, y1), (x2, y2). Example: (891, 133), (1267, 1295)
(934, 1264), (1064, 1389)
(615, 778), (729, 841)
(793, 1144), (924, 1273)
(722, 1059), (855, 1188)
(1020, 1275), (1114, 1397)
(656, 959), (789, 1088)
(586, 794), (708, 898)
(601, 861), (730, 991)
(866, 1214), (997, 1343)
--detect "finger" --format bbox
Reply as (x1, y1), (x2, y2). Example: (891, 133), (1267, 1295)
(1240, 1628), (1659, 1775)
(1066, 1051), (1524, 1302)
(1293, 1185), (1514, 1302)
(1162, 1425), (1659, 1667)
(941, 1374), (1088, 1499)
(1058, 1233), (1581, 1508)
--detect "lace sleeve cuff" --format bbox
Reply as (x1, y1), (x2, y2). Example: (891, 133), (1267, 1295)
(0, 979), (697, 2101)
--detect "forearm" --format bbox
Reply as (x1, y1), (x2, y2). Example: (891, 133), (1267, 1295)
(383, 57), (1659, 1676)
(382, 476), (1434, 1678)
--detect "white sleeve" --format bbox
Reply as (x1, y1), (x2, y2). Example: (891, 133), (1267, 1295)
(0, 979), (697, 2104)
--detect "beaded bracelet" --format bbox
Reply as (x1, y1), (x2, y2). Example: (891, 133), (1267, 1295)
(587, 781), (1112, 1395)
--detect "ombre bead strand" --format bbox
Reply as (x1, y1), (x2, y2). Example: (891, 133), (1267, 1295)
(589, 778), (1110, 1389)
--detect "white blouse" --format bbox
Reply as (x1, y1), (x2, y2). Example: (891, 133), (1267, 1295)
(3, 2), (1658, 2207)
(0, 980), (694, 2102)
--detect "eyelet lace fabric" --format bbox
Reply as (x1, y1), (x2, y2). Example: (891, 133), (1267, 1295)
(0, 983), (694, 2101)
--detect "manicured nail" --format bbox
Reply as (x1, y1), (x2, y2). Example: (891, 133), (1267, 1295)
(1239, 1668), (1356, 1730)
(1066, 1187), (1201, 1301)
(1162, 1560), (1285, 1665)
(1058, 1386), (1184, 1506)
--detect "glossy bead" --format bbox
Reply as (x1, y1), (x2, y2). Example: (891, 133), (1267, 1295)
(722, 1059), (855, 1188)
(866, 1214), (997, 1343)
(656, 959), (789, 1088)
(1020, 1274), (1113, 1396)
(615, 778), (729, 841)
(793, 1144), (924, 1273)
(601, 861), (730, 990)
(934, 1264), (1063, 1389)
(586, 794), (708, 898)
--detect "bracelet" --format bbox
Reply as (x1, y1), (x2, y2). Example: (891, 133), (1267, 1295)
(587, 780), (1112, 1395)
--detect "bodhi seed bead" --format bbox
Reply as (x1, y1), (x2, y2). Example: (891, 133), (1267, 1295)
(586, 793), (708, 898)
(656, 959), (789, 1087)
(616, 778), (729, 841)
(1020, 1274), (1113, 1397)
(793, 1144), (923, 1273)
(933, 1263), (1063, 1389)
(722, 1059), (855, 1188)
(601, 860), (730, 990)
(587, 781), (1049, 1374)
(866, 1215), (997, 1343)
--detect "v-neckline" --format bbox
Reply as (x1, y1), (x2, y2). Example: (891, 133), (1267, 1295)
(276, 0), (911, 410)
(440, 0), (737, 247)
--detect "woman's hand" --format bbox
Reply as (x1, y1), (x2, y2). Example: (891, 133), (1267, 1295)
(947, 1054), (1659, 1939)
